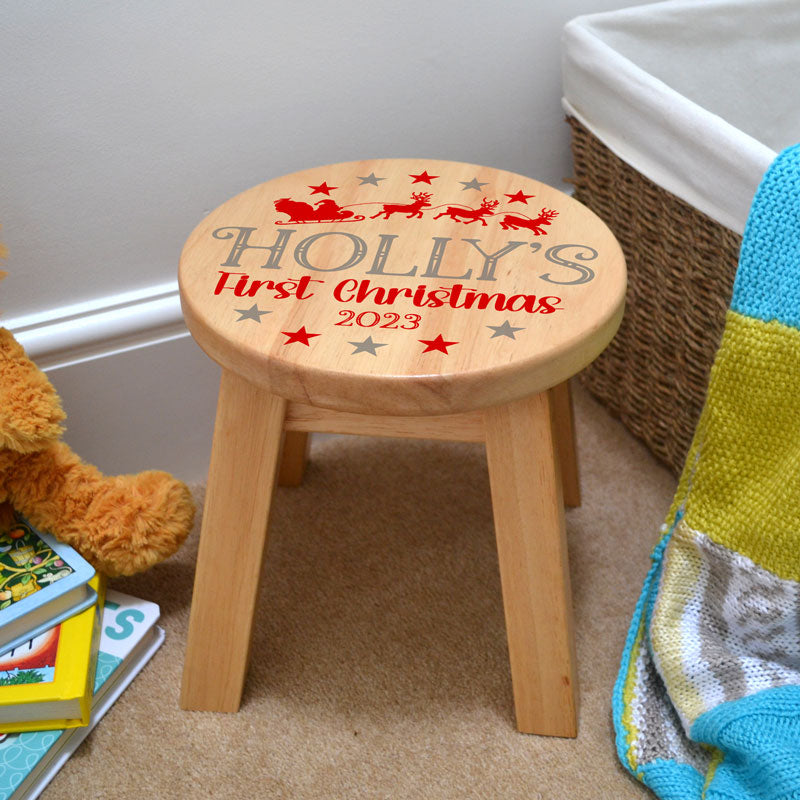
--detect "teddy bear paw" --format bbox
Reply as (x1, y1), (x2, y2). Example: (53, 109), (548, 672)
(80, 471), (195, 577)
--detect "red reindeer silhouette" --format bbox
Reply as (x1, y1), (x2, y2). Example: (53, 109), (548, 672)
(433, 198), (499, 226)
(370, 192), (432, 220)
(498, 208), (558, 235)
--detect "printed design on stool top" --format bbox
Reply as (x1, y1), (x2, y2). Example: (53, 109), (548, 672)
(178, 158), (624, 387)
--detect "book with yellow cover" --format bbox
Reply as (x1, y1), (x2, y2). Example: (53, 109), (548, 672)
(0, 576), (105, 733)
(0, 590), (163, 800)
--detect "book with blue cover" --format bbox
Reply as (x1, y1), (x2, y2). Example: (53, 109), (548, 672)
(0, 589), (163, 800)
(0, 576), (105, 733)
(0, 516), (96, 659)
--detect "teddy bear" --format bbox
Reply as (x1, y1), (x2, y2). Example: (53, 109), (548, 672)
(0, 265), (195, 577)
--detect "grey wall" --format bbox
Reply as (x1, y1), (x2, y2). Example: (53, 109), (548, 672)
(1, 0), (649, 318)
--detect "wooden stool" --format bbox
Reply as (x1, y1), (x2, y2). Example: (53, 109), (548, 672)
(178, 158), (625, 737)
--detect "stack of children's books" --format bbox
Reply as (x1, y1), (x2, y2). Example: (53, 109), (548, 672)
(0, 514), (164, 800)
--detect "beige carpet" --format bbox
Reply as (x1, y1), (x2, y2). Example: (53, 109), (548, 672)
(48, 382), (676, 799)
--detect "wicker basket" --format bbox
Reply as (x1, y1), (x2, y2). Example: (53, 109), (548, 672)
(567, 117), (742, 475)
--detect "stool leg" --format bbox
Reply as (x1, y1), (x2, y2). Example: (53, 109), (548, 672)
(484, 392), (578, 736)
(180, 369), (286, 712)
(277, 431), (311, 486)
(549, 380), (580, 508)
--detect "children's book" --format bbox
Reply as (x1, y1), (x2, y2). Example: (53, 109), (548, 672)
(0, 576), (105, 733)
(0, 589), (163, 800)
(0, 516), (96, 659)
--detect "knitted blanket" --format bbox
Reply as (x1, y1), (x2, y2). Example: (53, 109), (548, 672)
(614, 143), (800, 799)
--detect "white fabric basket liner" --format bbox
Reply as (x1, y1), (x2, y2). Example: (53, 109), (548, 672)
(562, 0), (800, 235)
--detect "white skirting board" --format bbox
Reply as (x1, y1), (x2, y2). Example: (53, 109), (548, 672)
(5, 284), (220, 484)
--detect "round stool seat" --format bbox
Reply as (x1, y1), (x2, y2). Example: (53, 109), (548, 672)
(179, 158), (625, 416)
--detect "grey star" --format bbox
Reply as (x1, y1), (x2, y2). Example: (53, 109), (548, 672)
(235, 304), (272, 323)
(487, 320), (525, 340)
(357, 173), (386, 187)
(349, 335), (388, 356)
(460, 177), (489, 191)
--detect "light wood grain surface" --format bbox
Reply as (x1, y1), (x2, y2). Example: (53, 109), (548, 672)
(180, 370), (286, 711)
(179, 158), (625, 415)
(485, 391), (578, 736)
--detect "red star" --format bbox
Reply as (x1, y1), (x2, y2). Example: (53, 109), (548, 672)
(409, 170), (438, 185)
(505, 189), (535, 204)
(308, 181), (336, 196)
(419, 334), (458, 354)
(282, 326), (320, 346)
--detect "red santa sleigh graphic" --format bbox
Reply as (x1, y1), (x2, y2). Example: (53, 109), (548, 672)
(274, 197), (365, 224)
